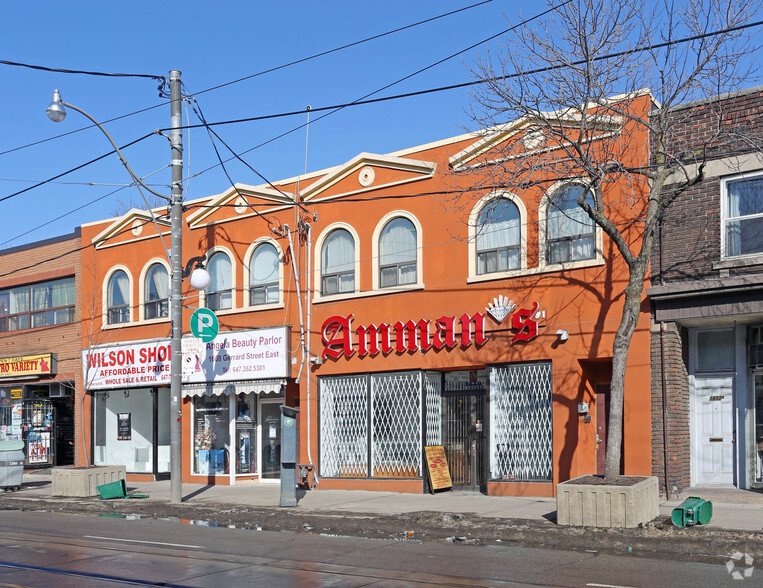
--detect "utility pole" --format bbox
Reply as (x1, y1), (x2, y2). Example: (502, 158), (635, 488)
(169, 70), (184, 505)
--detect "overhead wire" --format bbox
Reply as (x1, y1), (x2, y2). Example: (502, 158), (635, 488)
(0, 1), (492, 159)
(5, 13), (761, 245)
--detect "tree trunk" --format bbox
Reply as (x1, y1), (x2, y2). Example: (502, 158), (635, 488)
(604, 259), (647, 479)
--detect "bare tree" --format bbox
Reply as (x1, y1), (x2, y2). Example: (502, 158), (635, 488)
(465, 0), (760, 479)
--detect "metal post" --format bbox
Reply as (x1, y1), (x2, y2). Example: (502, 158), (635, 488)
(169, 70), (184, 504)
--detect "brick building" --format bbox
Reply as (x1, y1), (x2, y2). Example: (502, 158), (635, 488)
(78, 93), (654, 495)
(649, 85), (763, 495)
(0, 229), (82, 467)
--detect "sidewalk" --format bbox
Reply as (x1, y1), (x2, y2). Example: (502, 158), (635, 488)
(13, 470), (763, 532)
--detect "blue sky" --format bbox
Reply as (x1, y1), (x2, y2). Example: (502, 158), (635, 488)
(0, 1), (523, 248)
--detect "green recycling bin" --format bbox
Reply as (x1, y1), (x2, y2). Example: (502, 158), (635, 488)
(97, 479), (127, 499)
(671, 496), (713, 527)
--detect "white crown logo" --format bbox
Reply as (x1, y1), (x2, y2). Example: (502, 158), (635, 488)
(486, 295), (516, 324)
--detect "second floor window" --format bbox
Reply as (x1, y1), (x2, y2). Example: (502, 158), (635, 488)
(476, 198), (521, 274)
(379, 217), (417, 288)
(144, 264), (169, 319)
(0, 277), (75, 332)
(206, 252), (232, 311)
(546, 184), (596, 264)
(249, 243), (279, 305)
(321, 229), (355, 295)
(107, 271), (130, 324)
(725, 174), (763, 257)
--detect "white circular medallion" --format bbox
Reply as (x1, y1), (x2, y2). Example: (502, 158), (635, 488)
(131, 219), (143, 236)
(234, 196), (248, 214)
(358, 166), (375, 187)
(523, 130), (544, 150)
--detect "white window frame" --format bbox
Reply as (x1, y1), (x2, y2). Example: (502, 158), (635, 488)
(371, 211), (424, 292)
(138, 258), (170, 323)
(199, 246), (237, 314)
(102, 265), (133, 328)
(720, 170), (763, 261)
(538, 180), (603, 271)
(314, 223), (360, 301)
(467, 192), (527, 282)
(243, 238), (284, 310)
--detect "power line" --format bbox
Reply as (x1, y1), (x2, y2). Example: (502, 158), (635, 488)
(0, 58), (165, 85)
(0, 2), (492, 159)
(165, 17), (763, 134)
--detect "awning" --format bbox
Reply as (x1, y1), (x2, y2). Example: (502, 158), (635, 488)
(182, 379), (286, 399)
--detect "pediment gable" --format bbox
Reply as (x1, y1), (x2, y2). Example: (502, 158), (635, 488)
(92, 208), (171, 249)
(186, 184), (296, 228)
(450, 113), (623, 171)
(299, 153), (436, 202)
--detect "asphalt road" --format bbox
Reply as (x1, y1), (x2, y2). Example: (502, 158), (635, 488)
(0, 511), (755, 587)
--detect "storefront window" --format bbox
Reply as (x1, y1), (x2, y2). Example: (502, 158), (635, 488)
(193, 396), (230, 475)
(319, 372), (423, 479)
(93, 388), (154, 473)
(235, 393), (257, 474)
(489, 362), (553, 482)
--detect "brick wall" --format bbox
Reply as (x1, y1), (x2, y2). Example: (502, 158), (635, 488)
(651, 321), (690, 497)
(0, 230), (84, 466)
(651, 88), (763, 285)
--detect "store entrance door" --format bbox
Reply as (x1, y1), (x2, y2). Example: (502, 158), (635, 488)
(260, 400), (282, 480)
(442, 390), (485, 490)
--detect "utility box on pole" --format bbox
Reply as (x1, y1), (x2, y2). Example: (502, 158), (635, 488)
(279, 405), (300, 507)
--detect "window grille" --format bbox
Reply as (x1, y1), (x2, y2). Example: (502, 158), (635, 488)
(371, 372), (422, 477)
(490, 362), (553, 482)
(319, 371), (424, 479)
(319, 375), (368, 477)
(425, 372), (442, 446)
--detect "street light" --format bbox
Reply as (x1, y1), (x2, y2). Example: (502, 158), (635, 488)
(47, 71), (207, 504)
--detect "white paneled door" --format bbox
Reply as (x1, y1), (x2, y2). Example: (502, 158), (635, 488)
(694, 377), (734, 485)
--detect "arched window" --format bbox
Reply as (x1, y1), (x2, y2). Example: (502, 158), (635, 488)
(321, 229), (355, 295)
(144, 263), (169, 319)
(546, 184), (596, 264)
(379, 217), (417, 288)
(107, 270), (130, 324)
(476, 198), (521, 274)
(206, 252), (232, 311)
(249, 243), (279, 305)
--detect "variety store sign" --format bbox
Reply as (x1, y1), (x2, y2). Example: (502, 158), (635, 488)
(83, 327), (289, 390)
(321, 297), (544, 360)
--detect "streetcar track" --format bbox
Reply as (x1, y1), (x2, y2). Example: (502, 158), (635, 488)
(0, 530), (521, 587)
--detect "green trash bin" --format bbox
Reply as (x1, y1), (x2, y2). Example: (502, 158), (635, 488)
(671, 496), (713, 527)
(97, 479), (127, 499)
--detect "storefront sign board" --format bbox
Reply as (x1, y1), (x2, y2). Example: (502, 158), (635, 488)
(84, 327), (290, 390)
(424, 445), (453, 491)
(182, 326), (289, 383)
(0, 353), (56, 379)
(83, 340), (172, 390)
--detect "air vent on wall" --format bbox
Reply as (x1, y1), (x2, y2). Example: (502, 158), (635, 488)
(49, 383), (72, 398)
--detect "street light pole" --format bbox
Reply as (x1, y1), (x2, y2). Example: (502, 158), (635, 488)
(169, 70), (184, 505)
(47, 70), (204, 505)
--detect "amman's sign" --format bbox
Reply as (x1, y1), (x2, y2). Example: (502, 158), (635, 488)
(321, 296), (543, 360)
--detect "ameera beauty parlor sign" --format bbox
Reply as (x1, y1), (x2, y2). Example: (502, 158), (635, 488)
(321, 297), (544, 360)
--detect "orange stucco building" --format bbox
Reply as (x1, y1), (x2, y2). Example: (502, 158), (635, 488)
(78, 93), (653, 496)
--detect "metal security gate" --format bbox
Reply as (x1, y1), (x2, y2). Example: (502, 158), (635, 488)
(442, 390), (485, 489)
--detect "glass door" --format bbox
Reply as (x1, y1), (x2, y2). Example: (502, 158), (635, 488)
(235, 393), (257, 475)
(260, 400), (281, 480)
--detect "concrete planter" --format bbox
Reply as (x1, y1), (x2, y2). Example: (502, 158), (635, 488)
(51, 465), (126, 497)
(556, 475), (659, 528)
